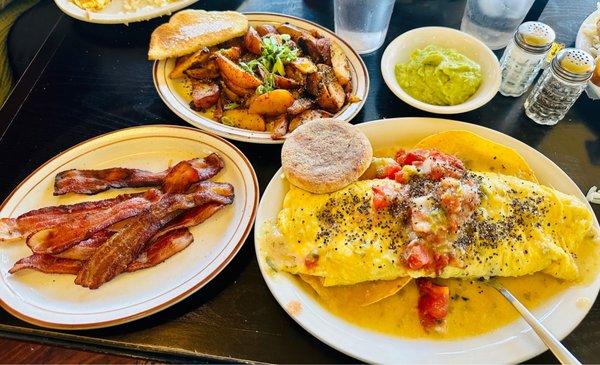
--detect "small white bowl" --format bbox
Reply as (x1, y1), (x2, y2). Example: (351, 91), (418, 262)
(381, 26), (501, 114)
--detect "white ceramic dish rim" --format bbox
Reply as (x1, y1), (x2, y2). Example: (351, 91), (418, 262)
(0, 125), (259, 329)
(153, 12), (370, 144)
(54, 0), (198, 24)
(254, 117), (600, 364)
(575, 8), (600, 96)
(381, 26), (502, 114)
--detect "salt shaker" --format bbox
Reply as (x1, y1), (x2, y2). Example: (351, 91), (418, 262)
(524, 48), (596, 125)
(499, 21), (555, 97)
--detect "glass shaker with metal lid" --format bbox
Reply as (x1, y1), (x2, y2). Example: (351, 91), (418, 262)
(524, 48), (595, 125)
(499, 21), (555, 97)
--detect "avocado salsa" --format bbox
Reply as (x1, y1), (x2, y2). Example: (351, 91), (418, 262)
(395, 45), (482, 106)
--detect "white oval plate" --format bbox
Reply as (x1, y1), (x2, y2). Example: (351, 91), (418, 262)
(254, 117), (600, 364)
(54, 0), (198, 24)
(575, 8), (600, 98)
(0, 125), (258, 329)
(381, 27), (501, 114)
(153, 12), (369, 144)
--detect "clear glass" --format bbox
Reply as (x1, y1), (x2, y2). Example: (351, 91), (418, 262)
(460, 0), (536, 50)
(524, 68), (588, 125)
(499, 39), (548, 97)
(334, 0), (395, 54)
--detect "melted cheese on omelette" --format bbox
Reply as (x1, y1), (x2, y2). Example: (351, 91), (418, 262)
(264, 172), (593, 286)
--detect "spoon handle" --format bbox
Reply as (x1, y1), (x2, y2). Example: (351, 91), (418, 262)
(492, 282), (581, 365)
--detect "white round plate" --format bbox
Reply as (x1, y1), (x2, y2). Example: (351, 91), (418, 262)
(0, 125), (258, 329)
(576, 8), (600, 98)
(54, 0), (197, 24)
(381, 27), (501, 114)
(153, 12), (369, 144)
(254, 117), (600, 364)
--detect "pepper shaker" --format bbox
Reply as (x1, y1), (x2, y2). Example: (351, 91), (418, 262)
(524, 48), (596, 125)
(499, 21), (555, 97)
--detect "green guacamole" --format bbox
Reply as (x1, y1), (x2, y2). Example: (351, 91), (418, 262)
(395, 45), (482, 106)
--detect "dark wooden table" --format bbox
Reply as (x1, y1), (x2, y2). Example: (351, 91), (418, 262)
(1, 0), (599, 363)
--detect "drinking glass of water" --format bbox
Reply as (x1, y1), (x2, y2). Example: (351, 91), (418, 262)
(461, 0), (535, 50)
(334, 0), (395, 54)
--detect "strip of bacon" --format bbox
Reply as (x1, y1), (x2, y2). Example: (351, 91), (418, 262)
(54, 230), (116, 260)
(75, 185), (234, 289)
(127, 228), (194, 272)
(54, 168), (166, 196)
(159, 202), (227, 239)
(9, 229), (192, 276)
(161, 153), (224, 193)
(9, 254), (82, 275)
(18, 193), (140, 219)
(0, 193), (140, 242)
(54, 153), (224, 195)
(156, 181), (234, 239)
(26, 189), (162, 254)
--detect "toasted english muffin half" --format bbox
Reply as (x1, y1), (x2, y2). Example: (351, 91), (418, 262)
(282, 119), (373, 194)
(148, 10), (248, 60)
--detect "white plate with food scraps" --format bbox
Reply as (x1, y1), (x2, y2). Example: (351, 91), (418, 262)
(0, 125), (258, 329)
(575, 7), (600, 99)
(254, 117), (600, 364)
(54, 0), (197, 24)
(153, 12), (369, 144)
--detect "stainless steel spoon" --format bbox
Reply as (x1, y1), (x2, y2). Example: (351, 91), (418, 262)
(487, 280), (582, 365)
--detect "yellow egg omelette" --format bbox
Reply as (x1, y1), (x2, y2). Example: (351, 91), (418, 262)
(264, 173), (592, 286)
(262, 130), (596, 287)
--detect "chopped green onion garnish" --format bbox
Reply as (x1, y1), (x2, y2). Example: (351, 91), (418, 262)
(223, 103), (239, 110)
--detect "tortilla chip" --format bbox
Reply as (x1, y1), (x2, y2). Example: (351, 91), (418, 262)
(300, 274), (411, 306)
(415, 130), (538, 183)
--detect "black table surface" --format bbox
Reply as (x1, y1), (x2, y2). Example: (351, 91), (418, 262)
(1, 0), (599, 363)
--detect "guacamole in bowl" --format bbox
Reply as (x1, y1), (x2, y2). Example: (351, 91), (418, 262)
(395, 45), (482, 106)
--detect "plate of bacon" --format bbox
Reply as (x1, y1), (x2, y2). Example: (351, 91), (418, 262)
(0, 125), (258, 329)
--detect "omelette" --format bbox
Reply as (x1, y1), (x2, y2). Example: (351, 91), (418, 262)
(265, 172), (592, 285)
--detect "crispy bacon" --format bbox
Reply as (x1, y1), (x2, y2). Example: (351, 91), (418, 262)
(0, 193), (140, 241)
(8, 230), (190, 276)
(160, 202), (227, 239)
(50, 183), (231, 260)
(9, 202), (224, 276)
(49, 188), (233, 267)
(162, 153), (224, 193)
(156, 181), (233, 238)
(54, 168), (166, 195)
(49, 183), (230, 260)
(9, 254), (82, 275)
(75, 185), (234, 289)
(54, 153), (224, 195)
(26, 189), (162, 254)
(54, 230), (116, 260)
(127, 228), (194, 272)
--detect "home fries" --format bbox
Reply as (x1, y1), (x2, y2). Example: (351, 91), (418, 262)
(148, 10), (360, 139)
